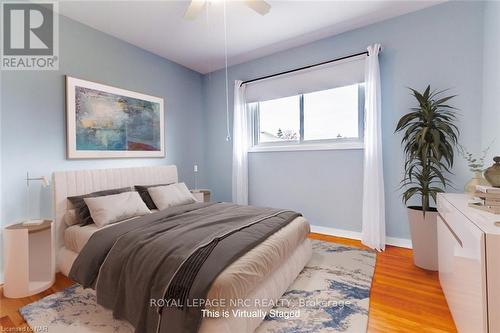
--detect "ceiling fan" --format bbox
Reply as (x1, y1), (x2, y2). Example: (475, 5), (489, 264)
(184, 0), (271, 20)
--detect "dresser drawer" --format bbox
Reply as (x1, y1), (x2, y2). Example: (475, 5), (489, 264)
(437, 196), (488, 333)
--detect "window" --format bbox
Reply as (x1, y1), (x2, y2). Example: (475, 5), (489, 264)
(251, 83), (364, 151)
(257, 95), (300, 143)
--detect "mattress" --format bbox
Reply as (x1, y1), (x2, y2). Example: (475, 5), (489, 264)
(64, 210), (159, 253)
(62, 215), (310, 305)
(65, 224), (101, 253)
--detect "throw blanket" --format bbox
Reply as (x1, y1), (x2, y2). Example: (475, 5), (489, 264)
(69, 202), (300, 333)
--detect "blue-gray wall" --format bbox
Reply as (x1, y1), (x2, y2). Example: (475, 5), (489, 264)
(482, 1), (500, 158)
(202, 1), (485, 239)
(1, 1), (495, 282)
(0, 15), (206, 280)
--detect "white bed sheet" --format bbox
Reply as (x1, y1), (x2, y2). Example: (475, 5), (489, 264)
(64, 224), (100, 253)
(64, 210), (158, 253)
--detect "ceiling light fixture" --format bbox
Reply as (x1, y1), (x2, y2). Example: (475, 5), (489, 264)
(184, 0), (270, 20)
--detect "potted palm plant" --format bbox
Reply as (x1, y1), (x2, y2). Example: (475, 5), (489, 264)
(395, 86), (459, 270)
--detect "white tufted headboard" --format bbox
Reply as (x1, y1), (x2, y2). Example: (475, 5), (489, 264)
(52, 165), (178, 250)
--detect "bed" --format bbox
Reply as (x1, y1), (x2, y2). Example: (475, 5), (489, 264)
(53, 165), (311, 333)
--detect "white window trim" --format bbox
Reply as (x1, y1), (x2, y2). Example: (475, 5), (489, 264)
(250, 84), (365, 153)
(248, 140), (364, 153)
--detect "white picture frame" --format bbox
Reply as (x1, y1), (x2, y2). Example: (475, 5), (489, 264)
(66, 76), (165, 159)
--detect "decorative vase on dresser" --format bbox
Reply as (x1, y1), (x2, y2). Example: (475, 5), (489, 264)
(484, 156), (500, 187)
(464, 171), (490, 195)
(437, 193), (500, 333)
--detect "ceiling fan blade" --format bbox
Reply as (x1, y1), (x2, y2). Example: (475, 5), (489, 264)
(245, 0), (271, 16)
(184, 0), (207, 20)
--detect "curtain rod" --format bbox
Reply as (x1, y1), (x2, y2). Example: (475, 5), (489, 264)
(240, 50), (369, 86)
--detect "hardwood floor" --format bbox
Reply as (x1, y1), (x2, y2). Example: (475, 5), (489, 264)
(309, 233), (457, 333)
(0, 233), (457, 332)
(0, 272), (74, 331)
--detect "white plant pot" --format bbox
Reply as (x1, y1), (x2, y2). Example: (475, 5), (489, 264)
(407, 207), (438, 271)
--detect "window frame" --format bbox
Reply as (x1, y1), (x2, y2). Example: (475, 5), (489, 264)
(249, 84), (365, 152)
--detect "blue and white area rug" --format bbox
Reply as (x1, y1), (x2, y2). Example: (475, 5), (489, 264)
(256, 240), (376, 333)
(20, 240), (375, 333)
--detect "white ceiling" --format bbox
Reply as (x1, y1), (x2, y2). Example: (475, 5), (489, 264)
(58, 1), (443, 74)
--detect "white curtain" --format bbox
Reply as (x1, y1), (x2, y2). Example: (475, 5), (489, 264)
(361, 44), (386, 251)
(232, 80), (251, 205)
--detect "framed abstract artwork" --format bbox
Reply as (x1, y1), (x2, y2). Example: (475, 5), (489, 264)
(66, 76), (165, 159)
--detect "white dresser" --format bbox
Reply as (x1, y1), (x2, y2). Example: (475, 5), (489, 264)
(437, 193), (500, 333)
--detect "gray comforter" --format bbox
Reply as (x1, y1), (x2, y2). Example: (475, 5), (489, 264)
(69, 202), (300, 333)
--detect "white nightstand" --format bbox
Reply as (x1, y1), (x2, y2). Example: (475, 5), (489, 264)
(191, 189), (211, 202)
(3, 220), (55, 298)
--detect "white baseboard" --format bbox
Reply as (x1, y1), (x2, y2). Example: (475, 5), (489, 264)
(310, 225), (412, 249)
(310, 225), (362, 240)
(385, 236), (413, 249)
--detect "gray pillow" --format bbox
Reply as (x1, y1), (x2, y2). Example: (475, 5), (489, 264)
(68, 187), (131, 227)
(134, 183), (172, 209)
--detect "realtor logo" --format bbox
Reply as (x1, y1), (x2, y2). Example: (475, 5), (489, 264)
(1, 1), (59, 70)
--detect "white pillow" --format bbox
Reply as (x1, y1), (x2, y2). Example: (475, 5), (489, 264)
(148, 183), (197, 210)
(84, 191), (151, 228)
(64, 209), (79, 226)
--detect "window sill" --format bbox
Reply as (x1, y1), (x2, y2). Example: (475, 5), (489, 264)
(248, 142), (364, 153)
